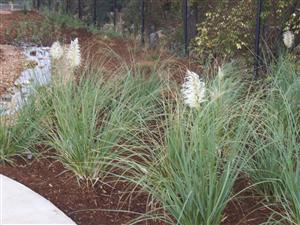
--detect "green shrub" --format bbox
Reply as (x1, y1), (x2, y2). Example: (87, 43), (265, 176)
(194, 0), (254, 59)
(193, 0), (300, 60)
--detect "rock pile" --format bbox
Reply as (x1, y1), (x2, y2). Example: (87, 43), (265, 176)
(0, 44), (51, 116)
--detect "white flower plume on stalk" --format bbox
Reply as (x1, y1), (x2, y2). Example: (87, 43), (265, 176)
(50, 41), (63, 60)
(217, 66), (225, 80)
(181, 70), (206, 108)
(67, 38), (81, 68)
(283, 31), (295, 49)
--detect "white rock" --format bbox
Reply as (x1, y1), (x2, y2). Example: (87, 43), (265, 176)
(1, 45), (52, 115)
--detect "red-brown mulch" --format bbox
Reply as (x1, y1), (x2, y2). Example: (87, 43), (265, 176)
(0, 156), (165, 225)
(0, 155), (273, 225)
(223, 178), (274, 225)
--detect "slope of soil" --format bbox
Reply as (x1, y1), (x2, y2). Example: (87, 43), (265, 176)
(0, 11), (42, 44)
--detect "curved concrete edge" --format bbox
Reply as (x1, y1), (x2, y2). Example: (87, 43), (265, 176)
(0, 174), (77, 225)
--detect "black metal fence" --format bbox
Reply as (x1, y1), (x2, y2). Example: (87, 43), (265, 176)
(26, 0), (256, 54)
(2, 0), (299, 78)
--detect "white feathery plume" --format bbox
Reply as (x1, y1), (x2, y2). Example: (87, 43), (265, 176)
(283, 31), (295, 49)
(181, 70), (206, 108)
(67, 38), (81, 68)
(50, 41), (63, 60)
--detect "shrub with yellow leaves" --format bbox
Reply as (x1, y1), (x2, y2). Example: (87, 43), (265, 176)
(193, 0), (299, 60)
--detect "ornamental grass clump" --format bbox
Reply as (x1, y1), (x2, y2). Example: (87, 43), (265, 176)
(247, 94), (300, 225)
(245, 56), (300, 224)
(43, 67), (162, 181)
(0, 98), (46, 163)
(126, 64), (253, 225)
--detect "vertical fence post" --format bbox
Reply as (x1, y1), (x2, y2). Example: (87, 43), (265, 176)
(113, 0), (117, 30)
(78, 0), (82, 19)
(183, 0), (188, 56)
(93, 0), (97, 25)
(254, 0), (262, 79)
(195, 3), (199, 23)
(37, 0), (40, 10)
(66, 0), (70, 14)
(141, 0), (145, 46)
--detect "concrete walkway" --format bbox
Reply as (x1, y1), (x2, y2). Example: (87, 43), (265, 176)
(0, 174), (76, 225)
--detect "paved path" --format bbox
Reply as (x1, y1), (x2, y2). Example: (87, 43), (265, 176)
(0, 174), (76, 225)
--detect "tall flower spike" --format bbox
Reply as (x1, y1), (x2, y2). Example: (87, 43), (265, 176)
(217, 66), (224, 80)
(181, 70), (206, 109)
(67, 38), (81, 68)
(283, 31), (295, 49)
(50, 41), (63, 60)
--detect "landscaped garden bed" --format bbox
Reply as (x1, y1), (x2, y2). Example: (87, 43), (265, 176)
(1, 4), (300, 225)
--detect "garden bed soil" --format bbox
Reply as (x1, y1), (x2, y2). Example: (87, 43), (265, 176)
(1, 156), (272, 225)
(0, 156), (163, 225)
